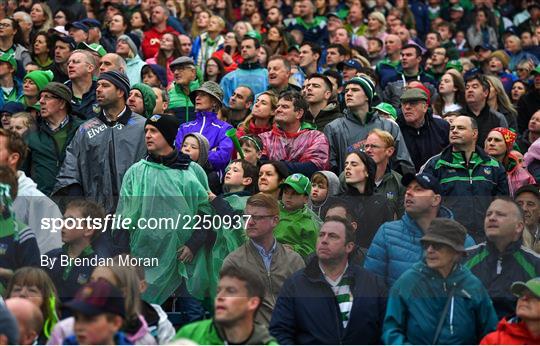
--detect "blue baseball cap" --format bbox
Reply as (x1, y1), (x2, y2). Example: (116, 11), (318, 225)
(0, 102), (25, 115)
(402, 172), (441, 194)
(338, 59), (362, 71)
(65, 21), (89, 32)
(80, 18), (101, 28)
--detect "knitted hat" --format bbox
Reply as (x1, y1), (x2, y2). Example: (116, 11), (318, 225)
(421, 218), (467, 252)
(132, 83), (157, 118)
(117, 34), (140, 56)
(24, 70), (54, 91)
(490, 50), (510, 69)
(184, 133), (209, 166)
(40, 82), (73, 105)
(345, 76), (375, 106)
(490, 127), (517, 153)
(190, 81), (224, 107)
(142, 64), (168, 88)
(145, 114), (180, 149)
(98, 71), (131, 100)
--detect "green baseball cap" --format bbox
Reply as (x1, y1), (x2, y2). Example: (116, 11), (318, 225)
(373, 102), (397, 120)
(532, 65), (540, 76)
(446, 59), (463, 72)
(511, 277), (540, 298)
(0, 53), (16, 70)
(77, 42), (107, 57)
(279, 173), (311, 195)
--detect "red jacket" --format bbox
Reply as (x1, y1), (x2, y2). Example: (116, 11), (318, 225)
(481, 317), (540, 345)
(212, 49), (243, 73)
(141, 26), (179, 60)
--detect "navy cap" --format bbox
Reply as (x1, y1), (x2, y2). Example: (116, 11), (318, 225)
(0, 102), (25, 115)
(65, 21), (89, 32)
(326, 12), (341, 19)
(53, 35), (76, 50)
(474, 43), (495, 52)
(338, 59), (362, 71)
(402, 172), (442, 194)
(80, 18), (101, 28)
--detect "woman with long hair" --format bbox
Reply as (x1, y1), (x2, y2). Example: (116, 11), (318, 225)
(48, 257), (158, 345)
(146, 32), (183, 85)
(394, 0), (416, 30)
(353, 12), (388, 50)
(212, 31), (243, 73)
(29, 2), (53, 38)
(103, 13), (130, 53)
(190, 9), (211, 38)
(432, 69), (466, 117)
(314, 0), (328, 16)
(264, 26), (289, 56)
(203, 56), (226, 83)
(30, 31), (53, 70)
(130, 9), (151, 34)
(6, 267), (60, 344)
(511, 80), (528, 106)
(338, 150), (394, 247)
(485, 75), (518, 130)
(237, 91), (277, 138)
(258, 44), (272, 68)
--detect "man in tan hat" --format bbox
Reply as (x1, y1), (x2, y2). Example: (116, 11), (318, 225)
(174, 81), (233, 174)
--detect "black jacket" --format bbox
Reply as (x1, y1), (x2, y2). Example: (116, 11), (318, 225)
(517, 90), (540, 134)
(465, 240), (540, 319)
(269, 256), (387, 345)
(397, 109), (449, 171)
(304, 102), (343, 131)
(463, 104), (508, 146)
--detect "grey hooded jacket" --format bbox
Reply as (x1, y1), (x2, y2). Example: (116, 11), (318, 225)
(53, 108), (147, 213)
(323, 108), (414, 174)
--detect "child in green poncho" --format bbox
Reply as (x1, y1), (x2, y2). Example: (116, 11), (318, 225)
(273, 173), (321, 258)
(208, 159), (259, 297)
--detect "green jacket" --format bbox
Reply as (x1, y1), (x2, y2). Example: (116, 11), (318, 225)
(175, 319), (278, 345)
(168, 68), (202, 123)
(273, 203), (321, 258)
(25, 115), (83, 195)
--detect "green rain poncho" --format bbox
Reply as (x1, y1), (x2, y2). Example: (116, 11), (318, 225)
(208, 193), (249, 298)
(116, 159), (213, 304)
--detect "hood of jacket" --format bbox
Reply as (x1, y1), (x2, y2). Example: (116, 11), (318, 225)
(214, 320), (275, 344)
(16, 171), (41, 197)
(492, 317), (540, 343)
(308, 170), (340, 216)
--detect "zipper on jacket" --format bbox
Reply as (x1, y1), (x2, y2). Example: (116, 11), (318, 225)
(199, 115), (206, 134)
(496, 257), (502, 275)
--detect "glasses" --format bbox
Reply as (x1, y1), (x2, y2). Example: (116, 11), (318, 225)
(248, 215), (275, 222)
(40, 94), (60, 101)
(422, 241), (446, 251)
(0, 23), (12, 28)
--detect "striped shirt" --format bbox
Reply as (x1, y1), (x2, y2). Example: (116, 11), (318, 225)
(320, 264), (354, 328)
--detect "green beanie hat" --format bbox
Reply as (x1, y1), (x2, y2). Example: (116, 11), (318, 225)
(24, 70), (54, 91)
(345, 76), (375, 107)
(131, 83), (156, 118)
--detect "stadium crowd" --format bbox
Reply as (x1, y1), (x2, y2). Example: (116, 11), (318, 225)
(0, 0), (539, 344)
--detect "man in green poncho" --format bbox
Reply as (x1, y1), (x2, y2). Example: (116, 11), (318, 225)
(116, 113), (212, 322)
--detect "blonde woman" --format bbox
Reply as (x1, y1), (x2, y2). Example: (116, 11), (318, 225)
(485, 75), (518, 130)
